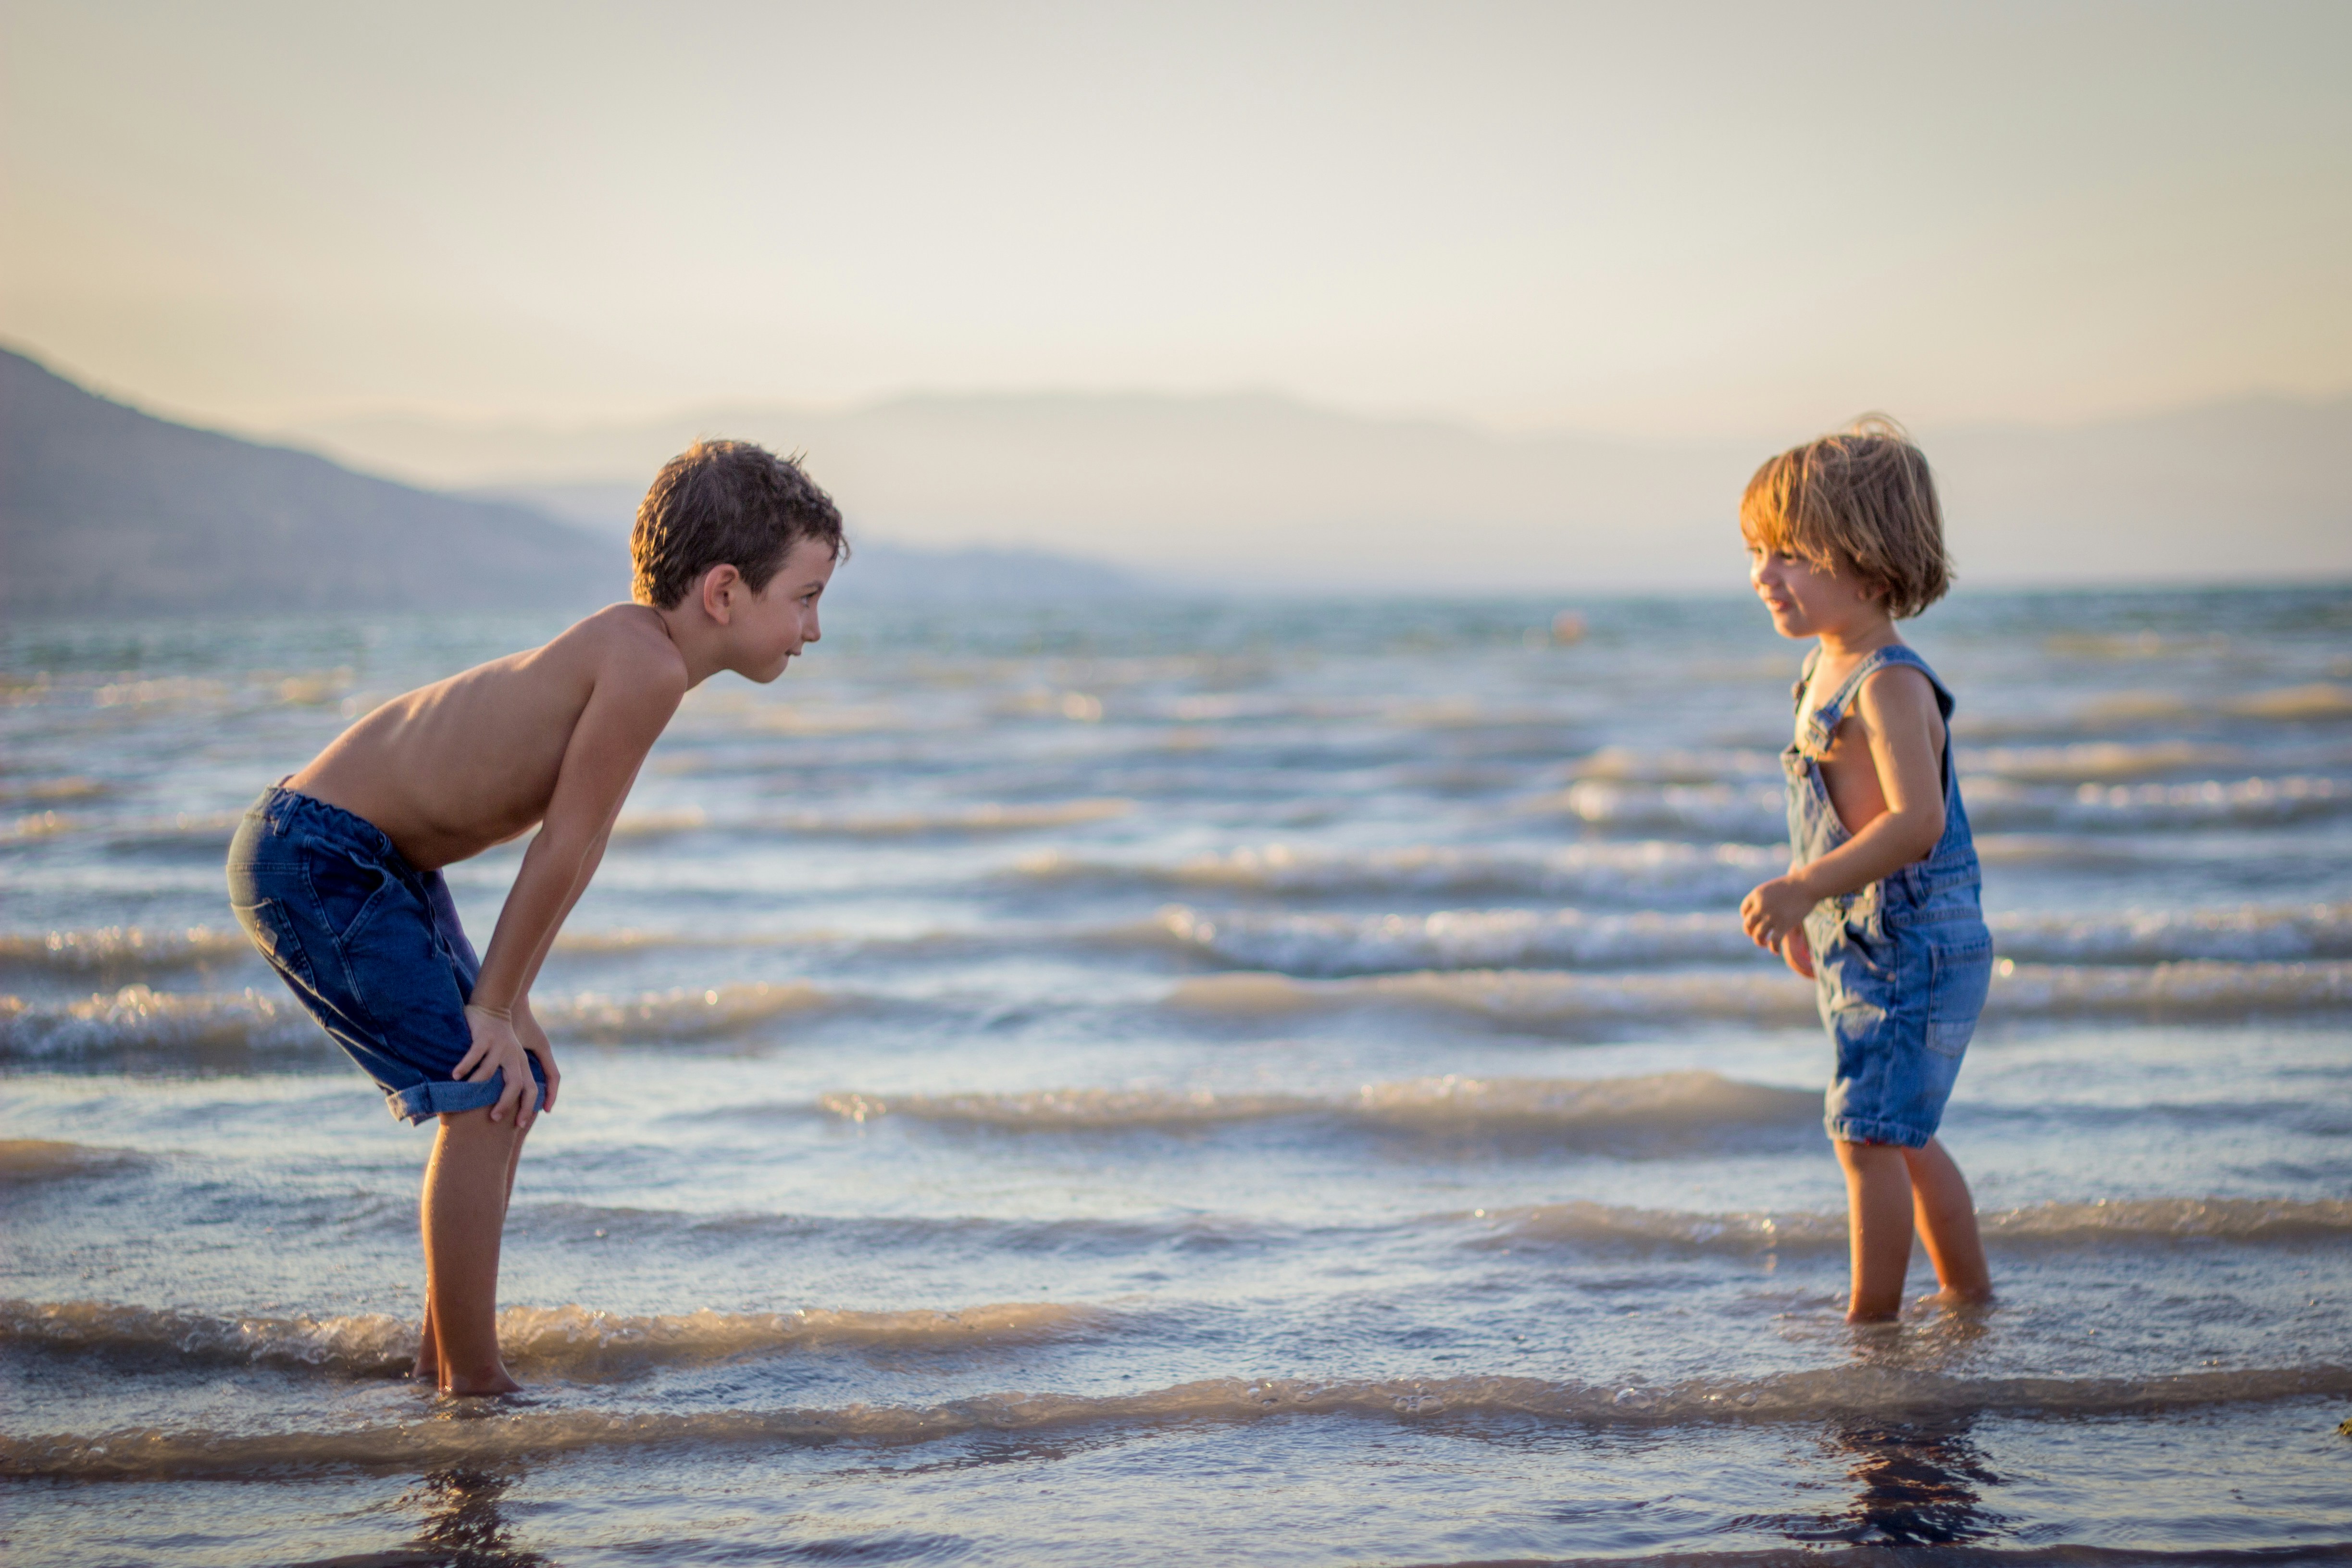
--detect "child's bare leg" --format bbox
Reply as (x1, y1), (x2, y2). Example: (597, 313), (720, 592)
(1902, 1138), (1992, 1305)
(418, 1108), (524, 1394)
(413, 1119), (531, 1382)
(1835, 1139), (1916, 1322)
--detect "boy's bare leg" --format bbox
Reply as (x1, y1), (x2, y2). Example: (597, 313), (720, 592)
(1835, 1140), (1916, 1322)
(418, 1108), (525, 1394)
(413, 1119), (532, 1383)
(1902, 1138), (1993, 1306)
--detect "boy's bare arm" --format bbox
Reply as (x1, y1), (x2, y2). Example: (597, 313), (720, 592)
(1743, 668), (1947, 951)
(457, 640), (685, 1121)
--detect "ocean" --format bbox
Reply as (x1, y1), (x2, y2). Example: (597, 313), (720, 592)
(4, 586), (2349, 1565)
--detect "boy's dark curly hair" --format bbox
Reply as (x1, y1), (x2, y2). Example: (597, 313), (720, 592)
(630, 440), (845, 610)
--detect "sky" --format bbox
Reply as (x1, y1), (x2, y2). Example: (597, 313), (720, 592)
(2, 0), (2348, 443)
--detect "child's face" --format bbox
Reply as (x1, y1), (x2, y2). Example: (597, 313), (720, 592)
(733, 538), (836, 681)
(1745, 538), (1883, 641)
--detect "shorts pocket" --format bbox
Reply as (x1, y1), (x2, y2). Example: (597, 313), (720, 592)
(303, 850), (390, 946)
(1924, 929), (1994, 1057)
(232, 897), (317, 993)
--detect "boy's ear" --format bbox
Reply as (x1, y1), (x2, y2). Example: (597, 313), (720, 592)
(698, 563), (745, 624)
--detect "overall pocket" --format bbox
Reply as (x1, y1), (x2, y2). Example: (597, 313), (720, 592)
(1924, 928), (1994, 1057)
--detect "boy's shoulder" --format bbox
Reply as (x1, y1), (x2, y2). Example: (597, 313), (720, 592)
(547, 604), (691, 697)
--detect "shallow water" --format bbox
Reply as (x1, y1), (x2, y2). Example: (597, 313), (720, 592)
(4, 587), (2350, 1565)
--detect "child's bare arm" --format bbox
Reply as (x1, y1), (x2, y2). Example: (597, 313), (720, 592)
(458, 647), (684, 1122)
(1742, 668), (1947, 952)
(498, 820), (617, 1119)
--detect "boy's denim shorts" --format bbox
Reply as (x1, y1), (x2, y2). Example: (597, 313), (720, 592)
(225, 785), (545, 1126)
(1807, 904), (1994, 1148)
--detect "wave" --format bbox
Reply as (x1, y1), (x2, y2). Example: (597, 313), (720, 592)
(543, 982), (831, 1042)
(1571, 747), (1780, 784)
(1154, 902), (2352, 975)
(1479, 1197), (2352, 1254)
(1155, 904), (1755, 974)
(1020, 842), (1783, 904)
(1991, 903), (2352, 964)
(0, 1139), (144, 1182)
(1568, 741), (2253, 789)
(12, 1364), (2347, 1479)
(821, 1071), (1817, 1135)
(616, 799), (1135, 840)
(0, 985), (321, 1060)
(0, 981), (834, 1060)
(1164, 960), (2352, 1027)
(1548, 776), (2352, 842)
(778, 798), (1135, 836)
(1957, 741), (2242, 783)
(1960, 681), (2352, 739)
(0, 775), (109, 807)
(0, 925), (255, 975)
(0, 1297), (1102, 1383)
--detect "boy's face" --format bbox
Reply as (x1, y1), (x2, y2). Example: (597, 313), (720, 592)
(1746, 539), (1883, 641)
(732, 538), (837, 681)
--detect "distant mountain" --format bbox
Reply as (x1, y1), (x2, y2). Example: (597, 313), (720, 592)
(0, 348), (625, 615)
(470, 479), (1146, 602)
(295, 389), (2352, 592)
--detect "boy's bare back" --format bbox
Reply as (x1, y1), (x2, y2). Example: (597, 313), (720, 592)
(289, 605), (687, 871)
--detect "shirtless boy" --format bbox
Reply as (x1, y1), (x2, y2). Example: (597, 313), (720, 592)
(226, 440), (842, 1393)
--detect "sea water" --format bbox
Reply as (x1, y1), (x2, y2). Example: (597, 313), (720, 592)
(2, 587), (2348, 1566)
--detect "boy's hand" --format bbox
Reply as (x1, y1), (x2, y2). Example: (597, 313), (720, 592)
(513, 996), (560, 1123)
(1778, 924), (1815, 980)
(1741, 875), (1817, 956)
(456, 1003), (541, 1126)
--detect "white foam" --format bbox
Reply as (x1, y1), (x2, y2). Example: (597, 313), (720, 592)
(0, 1297), (1101, 1383)
(1021, 842), (1782, 904)
(1157, 904), (1755, 973)
(12, 1363), (2347, 1478)
(1165, 960), (2352, 1025)
(0, 926), (254, 973)
(821, 1071), (1815, 1133)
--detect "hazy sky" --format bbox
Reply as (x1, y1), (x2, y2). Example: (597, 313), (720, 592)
(4, 0), (2346, 439)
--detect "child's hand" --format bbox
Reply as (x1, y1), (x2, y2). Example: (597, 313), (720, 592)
(513, 996), (560, 1124)
(1741, 875), (1817, 956)
(456, 1003), (541, 1126)
(1778, 924), (1815, 980)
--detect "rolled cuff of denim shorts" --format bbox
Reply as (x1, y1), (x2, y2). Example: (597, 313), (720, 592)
(385, 1067), (542, 1126)
(1825, 1114), (1933, 1149)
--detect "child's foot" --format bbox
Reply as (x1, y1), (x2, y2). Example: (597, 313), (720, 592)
(439, 1362), (524, 1397)
(1918, 1285), (1996, 1313)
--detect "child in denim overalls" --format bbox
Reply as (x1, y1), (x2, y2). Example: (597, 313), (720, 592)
(1736, 417), (1996, 1322)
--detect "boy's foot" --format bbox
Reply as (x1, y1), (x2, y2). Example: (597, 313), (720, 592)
(1918, 1285), (1996, 1312)
(439, 1364), (525, 1397)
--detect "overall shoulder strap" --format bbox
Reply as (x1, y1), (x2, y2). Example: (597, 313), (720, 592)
(1814, 644), (1954, 732)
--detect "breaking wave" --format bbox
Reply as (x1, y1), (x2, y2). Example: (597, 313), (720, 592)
(1478, 1196), (2352, 1254)
(1163, 960), (2352, 1027)
(820, 1071), (1817, 1134)
(11, 1364), (2346, 1479)
(1549, 776), (2352, 841)
(1019, 842), (1782, 904)
(0, 925), (254, 975)
(0, 981), (835, 1060)
(1154, 902), (2352, 975)
(0, 1297), (1103, 1383)
(1155, 904), (1754, 973)
(0, 1139), (145, 1182)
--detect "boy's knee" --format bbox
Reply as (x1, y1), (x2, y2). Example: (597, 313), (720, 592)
(436, 1105), (522, 1145)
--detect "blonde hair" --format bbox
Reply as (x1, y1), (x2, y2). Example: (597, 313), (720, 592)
(1740, 414), (1952, 619)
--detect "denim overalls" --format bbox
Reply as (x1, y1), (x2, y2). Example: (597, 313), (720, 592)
(1786, 644), (1993, 1148)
